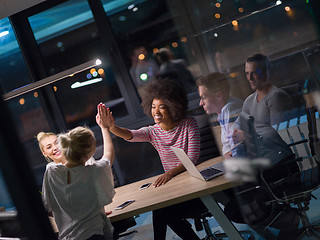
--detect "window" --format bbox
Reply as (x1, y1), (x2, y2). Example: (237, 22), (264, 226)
(53, 59), (127, 129)
(5, 92), (51, 186)
(186, 0), (319, 100)
(0, 18), (32, 93)
(0, 169), (14, 211)
(28, 0), (129, 126)
(28, 0), (97, 74)
(104, 0), (199, 95)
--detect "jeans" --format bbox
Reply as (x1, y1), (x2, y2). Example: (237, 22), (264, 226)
(153, 198), (206, 240)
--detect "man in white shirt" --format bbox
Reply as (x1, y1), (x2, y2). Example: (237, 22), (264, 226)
(197, 72), (243, 158)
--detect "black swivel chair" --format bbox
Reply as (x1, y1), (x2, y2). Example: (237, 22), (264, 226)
(0, 211), (28, 240)
(93, 146), (137, 239)
(236, 104), (320, 240)
(260, 105), (320, 239)
(110, 166), (137, 239)
(188, 113), (255, 240)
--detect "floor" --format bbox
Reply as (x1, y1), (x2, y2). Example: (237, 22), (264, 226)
(117, 188), (320, 240)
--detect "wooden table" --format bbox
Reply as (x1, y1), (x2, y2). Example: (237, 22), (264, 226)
(105, 156), (244, 239)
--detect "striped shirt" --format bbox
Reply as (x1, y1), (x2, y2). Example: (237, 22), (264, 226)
(128, 116), (200, 172)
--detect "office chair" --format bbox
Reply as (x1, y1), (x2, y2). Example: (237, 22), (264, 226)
(0, 212), (27, 240)
(259, 161), (320, 239)
(112, 217), (137, 239)
(188, 113), (255, 240)
(236, 104), (320, 240)
(193, 113), (220, 164)
(93, 146), (137, 239)
(261, 107), (320, 239)
(111, 166), (137, 239)
(189, 209), (255, 240)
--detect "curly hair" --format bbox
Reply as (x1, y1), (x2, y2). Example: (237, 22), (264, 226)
(140, 77), (188, 122)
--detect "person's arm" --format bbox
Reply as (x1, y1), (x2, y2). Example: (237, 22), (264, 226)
(232, 97), (249, 144)
(96, 103), (115, 164)
(110, 125), (133, 140)
(41, 165), (53, 215)
(220, 109), (233, 157)
(221, 105), (242, 158)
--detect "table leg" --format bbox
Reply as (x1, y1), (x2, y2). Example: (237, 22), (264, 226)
(200, 194), (244, 240)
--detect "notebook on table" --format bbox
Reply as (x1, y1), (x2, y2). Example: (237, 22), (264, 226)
(171, 147), (224, 181)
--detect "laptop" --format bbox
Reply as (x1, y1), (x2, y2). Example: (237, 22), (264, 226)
(171, 146), (224, 181)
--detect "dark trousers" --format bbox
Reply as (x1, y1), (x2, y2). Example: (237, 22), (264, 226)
(153, 198), (206, 240)
(86, 234), (105, 240)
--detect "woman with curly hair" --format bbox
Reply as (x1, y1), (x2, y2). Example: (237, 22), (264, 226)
(105, 77), (205, 240)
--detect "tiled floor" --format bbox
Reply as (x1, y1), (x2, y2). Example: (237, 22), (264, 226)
(118, 188), (320, 240)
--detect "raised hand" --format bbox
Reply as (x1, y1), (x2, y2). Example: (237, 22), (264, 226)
(96, 103), (115, 130)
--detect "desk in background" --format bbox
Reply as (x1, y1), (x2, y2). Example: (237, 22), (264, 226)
(106, 156), (244, 239)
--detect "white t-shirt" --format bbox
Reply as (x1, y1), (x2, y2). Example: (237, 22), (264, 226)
(42, 158), (115, 240)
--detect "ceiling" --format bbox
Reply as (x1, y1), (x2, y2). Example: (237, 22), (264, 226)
(0, 0), (46, 19)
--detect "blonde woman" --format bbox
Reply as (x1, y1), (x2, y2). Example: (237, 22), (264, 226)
(37, 132), (65, 164)
(42, 103), (115, 240)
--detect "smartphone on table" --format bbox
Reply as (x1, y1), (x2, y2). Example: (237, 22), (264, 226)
(139, 182), (152, 190)
(114, 200), (135, 210)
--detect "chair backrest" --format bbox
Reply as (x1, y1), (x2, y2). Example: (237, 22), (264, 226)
(306, 106), (320, 157)
(193, 113), (220, 164)
(281, 83), (306, 119)
(239, 112), (260, 159)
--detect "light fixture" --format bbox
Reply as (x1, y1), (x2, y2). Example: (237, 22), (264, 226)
(71, 78), (103, 89)
(0, 30), (9, 38)
(3, 58), (102, 101)
(128, 4), (135, 10)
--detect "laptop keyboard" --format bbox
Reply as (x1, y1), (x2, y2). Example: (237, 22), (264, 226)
(200, 167), (223, 178)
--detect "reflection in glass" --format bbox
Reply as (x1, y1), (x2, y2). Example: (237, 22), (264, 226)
(190, 0), (319, 100)
(53, 60), (127, 129)
(0, 18), (32, 93)
(28, 0), (98, 75)
(0, 169), (15, 211)
(6, 92), (51, 187)
(28, 0), (129, 122)
(104, 0), (199, 95)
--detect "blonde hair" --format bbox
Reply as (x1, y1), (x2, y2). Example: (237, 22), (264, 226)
(58, 126), (96, 164)
(36, 132), (56, 163)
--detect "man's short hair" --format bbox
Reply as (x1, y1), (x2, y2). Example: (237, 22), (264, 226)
(196, 72), (230, 96)
(246, 53), (270, 74)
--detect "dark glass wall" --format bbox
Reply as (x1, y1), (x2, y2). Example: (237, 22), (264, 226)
(0, 1), (320, 237)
